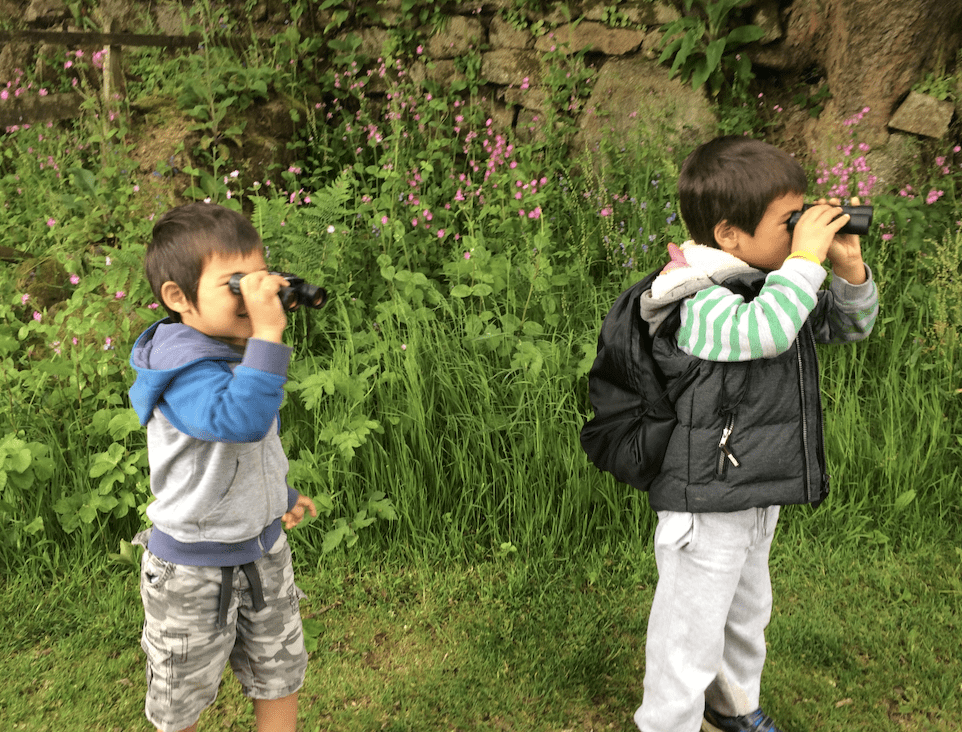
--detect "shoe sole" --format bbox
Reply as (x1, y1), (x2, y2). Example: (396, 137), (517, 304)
(701, 720), (725, 732)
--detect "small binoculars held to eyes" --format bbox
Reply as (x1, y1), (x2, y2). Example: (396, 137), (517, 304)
(228, 272), (328, 312)
(787, 204), (874, 236)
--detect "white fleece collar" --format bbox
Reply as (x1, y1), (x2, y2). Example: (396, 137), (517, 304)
(650, 241), (757, 302)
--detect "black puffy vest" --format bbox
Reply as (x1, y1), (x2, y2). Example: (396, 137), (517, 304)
(647, 271), (830, 513)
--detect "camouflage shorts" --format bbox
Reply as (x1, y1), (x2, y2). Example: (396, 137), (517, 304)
(138, 532), (308, 732)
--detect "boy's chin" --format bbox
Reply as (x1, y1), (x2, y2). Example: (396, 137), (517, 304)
(211, 334), (249, 347)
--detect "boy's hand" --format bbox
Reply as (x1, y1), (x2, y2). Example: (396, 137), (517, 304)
(283, 494), (318, 530)
(238, 271), (290, 343)
(825, 196), (867, 284)
(790, 201), (851, 264)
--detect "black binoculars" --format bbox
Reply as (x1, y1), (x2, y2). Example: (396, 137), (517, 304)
(228, 272), (328, 312)
(787, 204), (873, 236)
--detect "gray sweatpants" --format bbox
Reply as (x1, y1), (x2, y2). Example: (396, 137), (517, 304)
(634, 506), (780, 732)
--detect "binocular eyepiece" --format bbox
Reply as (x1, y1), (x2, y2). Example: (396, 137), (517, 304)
(787, 204), (873, 237)
(228, 272), (328, 312)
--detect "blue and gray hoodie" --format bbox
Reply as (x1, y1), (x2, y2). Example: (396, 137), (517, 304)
(130, 319), (298, 566)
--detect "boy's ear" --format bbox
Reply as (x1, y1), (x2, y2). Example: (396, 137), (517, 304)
(160, 281), (192, 315)
(714, 220), (741, 254)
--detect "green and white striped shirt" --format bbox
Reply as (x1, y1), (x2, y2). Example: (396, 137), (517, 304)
(678, 258), (878, 362)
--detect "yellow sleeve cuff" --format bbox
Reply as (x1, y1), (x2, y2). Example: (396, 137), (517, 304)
(785, 251), (822, 265)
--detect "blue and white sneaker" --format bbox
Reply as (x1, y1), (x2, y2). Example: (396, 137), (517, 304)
(701, 705), (784, 732)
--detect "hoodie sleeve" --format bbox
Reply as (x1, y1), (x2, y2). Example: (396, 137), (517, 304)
(677, 258), (827, 362)
(159, 338), (293, 443)
(809, 265), (878, 344)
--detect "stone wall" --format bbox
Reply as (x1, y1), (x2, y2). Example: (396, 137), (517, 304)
(315, 0), (719, 160)
(0, 0), (719, 170)
(2, 0), (960, 188)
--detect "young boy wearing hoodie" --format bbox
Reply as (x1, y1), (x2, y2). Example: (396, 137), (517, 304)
(129, 202), (317, 732)
(631, 136), (878, 732)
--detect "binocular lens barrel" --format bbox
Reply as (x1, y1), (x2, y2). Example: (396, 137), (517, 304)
(287, 281), (327, 310)
(227, 273), (328, 312)
(787, 204), (873, 237)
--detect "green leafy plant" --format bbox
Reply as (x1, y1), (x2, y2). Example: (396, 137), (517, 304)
(0, 432), (55, 542)
(792, 82), (833, 119)
(658, 0), (765, 97)
(601, 5), (636, 28)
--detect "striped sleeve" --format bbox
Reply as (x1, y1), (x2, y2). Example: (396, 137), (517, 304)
(811, 265), (878, 344)
(677, 259), (827, 362)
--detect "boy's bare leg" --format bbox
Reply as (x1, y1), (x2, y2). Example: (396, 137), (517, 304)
(150, 695), (296, 732)
(254, 692), (298, 732)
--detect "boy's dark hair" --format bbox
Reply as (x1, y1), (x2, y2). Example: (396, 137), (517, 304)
(679, 136), (808, 248)
(146, 203), (262, 321)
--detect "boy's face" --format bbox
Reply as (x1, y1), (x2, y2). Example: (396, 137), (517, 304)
(176, 249), (268, 346)
(721, 192), (804, 270)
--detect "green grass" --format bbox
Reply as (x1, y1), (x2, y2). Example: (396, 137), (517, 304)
(2, 535), (960, 731)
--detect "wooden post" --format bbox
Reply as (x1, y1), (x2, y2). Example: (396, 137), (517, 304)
(102, 16), (126, 107)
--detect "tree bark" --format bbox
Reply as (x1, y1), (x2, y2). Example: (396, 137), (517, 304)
(755, 0), (962, 145)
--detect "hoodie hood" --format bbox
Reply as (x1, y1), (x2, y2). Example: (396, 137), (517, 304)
(640, 241), (759, 335)
(129, 319), (243, 425)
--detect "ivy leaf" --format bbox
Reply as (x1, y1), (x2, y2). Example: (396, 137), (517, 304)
(726, 24), (766, 46)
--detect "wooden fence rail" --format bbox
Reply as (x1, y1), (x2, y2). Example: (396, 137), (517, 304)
(0, 29), (203, 48)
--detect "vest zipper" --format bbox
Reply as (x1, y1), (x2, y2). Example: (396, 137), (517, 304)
(796, 330), (812, 500)
(716, 412), (739, 479)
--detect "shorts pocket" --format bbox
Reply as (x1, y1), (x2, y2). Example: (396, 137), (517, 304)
(141, 550), (175, 592)
(141, 625), (189, 709)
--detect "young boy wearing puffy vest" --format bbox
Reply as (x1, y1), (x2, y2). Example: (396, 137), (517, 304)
(632, 136), (878, 732)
